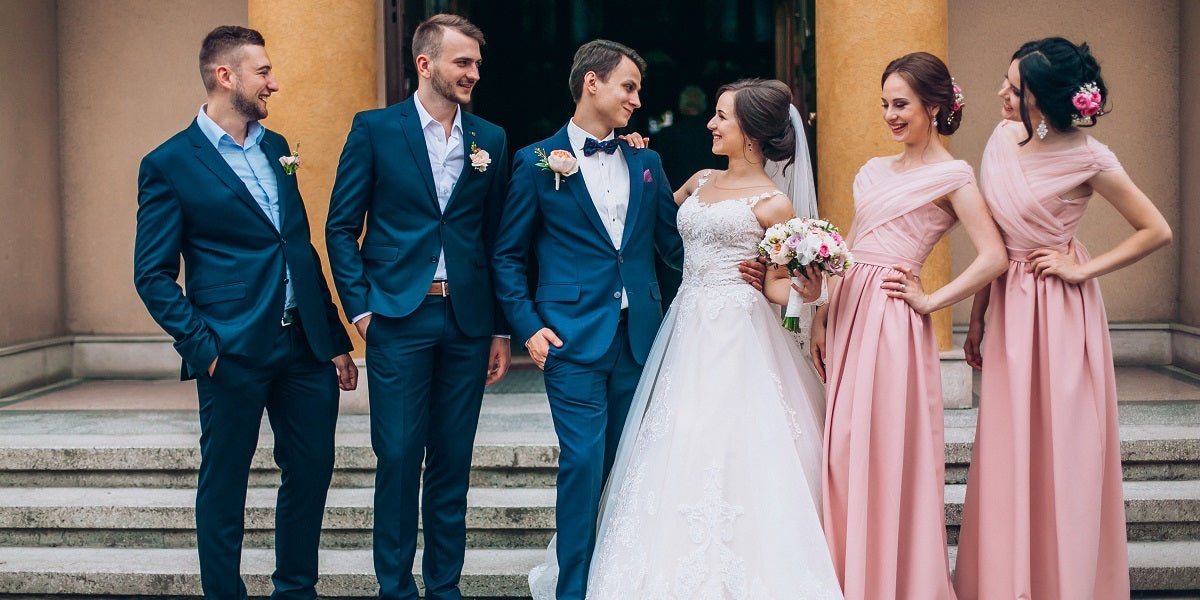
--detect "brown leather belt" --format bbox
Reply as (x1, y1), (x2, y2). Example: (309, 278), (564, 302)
(427, 281), (450, 297)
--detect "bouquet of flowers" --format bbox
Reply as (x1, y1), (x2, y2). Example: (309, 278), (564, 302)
(758, 217), (853, 330)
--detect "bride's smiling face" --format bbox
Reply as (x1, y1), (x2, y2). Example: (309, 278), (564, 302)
(708, 91), (746, 157)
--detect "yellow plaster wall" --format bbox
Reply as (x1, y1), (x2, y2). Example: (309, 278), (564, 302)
(947, 0), (1180, 325)
(249, 0), (380, 355)
(816, 0), (953, 349)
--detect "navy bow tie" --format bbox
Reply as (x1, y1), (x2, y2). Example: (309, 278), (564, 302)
(582, 137), (619, 156)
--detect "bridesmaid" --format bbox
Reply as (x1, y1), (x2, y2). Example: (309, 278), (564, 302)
(811, 52), (1006, 600)
(954, 38), (1171, 600)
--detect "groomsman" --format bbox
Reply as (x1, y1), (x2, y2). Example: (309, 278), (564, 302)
(133, 26), (357, 600)
(325, 14), (511, 600)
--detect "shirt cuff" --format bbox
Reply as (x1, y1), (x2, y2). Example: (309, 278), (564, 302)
(351, 311), (372, 324)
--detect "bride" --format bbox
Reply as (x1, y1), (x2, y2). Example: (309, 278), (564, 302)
(530, 78), (844, 599)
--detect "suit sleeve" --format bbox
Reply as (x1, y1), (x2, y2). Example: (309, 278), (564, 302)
(325, 113), (374, 320)
(483, 130), (512, 336)
(312, 244), (354, 355)
(651, 155), (684, 270)
(132, 156), (219, 373)
(491, 149), (545, 343)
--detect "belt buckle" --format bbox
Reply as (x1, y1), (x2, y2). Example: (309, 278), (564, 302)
(281, 308), (297, 327)
(437, 281), (448, 297)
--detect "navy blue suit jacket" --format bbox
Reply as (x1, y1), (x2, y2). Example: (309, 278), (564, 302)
(492, 125), (684, 365)
(325, 98), (509, 337)
(133, 121), (352, 379)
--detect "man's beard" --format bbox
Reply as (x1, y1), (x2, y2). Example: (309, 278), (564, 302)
(431, 68), (468, 106)
(232, 82), (268, 121)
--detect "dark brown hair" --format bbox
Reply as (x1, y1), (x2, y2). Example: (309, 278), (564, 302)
(716, 78), (796, 168)
(568, 39), (646, 103)
(199, 26), (265, 93)
(412, 14), (485, 61)
(881, 52), (962, 135)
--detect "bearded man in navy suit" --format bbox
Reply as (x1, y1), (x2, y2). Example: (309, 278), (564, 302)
(325, 14), (511, 600)
(133, 26), (357, 600)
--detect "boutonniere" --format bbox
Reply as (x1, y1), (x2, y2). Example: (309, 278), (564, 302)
(469, 141), (491, 173)
(535, 148), (578, 190)
(643, 168), (653, 183)
(278, 143), (300, 175)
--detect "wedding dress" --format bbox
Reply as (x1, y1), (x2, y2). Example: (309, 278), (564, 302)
(578, 171), (841, 599)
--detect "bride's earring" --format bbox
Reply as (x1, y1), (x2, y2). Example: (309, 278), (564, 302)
(1036, 117), (1048, 140)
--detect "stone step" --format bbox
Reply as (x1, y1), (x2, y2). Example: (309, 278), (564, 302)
(0, 428), (1196, 489)
(1, 481), (1197, 550)
(0, 543), (1195, 598)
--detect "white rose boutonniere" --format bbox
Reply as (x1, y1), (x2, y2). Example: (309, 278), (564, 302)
(535, 148), (578, 190)
(279, 143), (300, 175)
(469, 142), (491, 173)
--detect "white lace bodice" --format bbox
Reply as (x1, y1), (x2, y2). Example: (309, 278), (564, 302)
(677, 171), (778, 291)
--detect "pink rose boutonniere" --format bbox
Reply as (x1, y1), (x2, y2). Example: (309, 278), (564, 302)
(278, 143), (300, 175)
(535, 148), (578, 190)
(469, 141), (491, 173)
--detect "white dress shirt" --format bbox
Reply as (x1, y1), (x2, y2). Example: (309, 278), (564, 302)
(414, 93), (463, 282)
(567, 120), (630, 309)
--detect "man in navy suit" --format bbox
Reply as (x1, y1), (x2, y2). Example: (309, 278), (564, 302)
(325, 14), (510, 600)
(133, 26), (357, 600)
(491, 40), (682, 600)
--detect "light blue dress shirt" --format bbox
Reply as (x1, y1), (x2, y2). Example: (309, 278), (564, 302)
(196, 105), (295, 310)
(413, 92), (464, 282)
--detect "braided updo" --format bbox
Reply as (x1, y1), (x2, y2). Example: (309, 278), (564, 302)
(1012, 37), (1108, 144)
(716, 78), (797, 169)
(881, 52), (963, 136)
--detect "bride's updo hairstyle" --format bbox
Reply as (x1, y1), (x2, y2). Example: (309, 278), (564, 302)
(1012, 37), (1108, 144)
(716, 78), (796, 169)
(881, 52), (963, 136)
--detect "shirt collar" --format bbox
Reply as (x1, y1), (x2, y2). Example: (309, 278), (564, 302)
(567, 119), (615, 153)
(196, 104), (264, 149)
(413, 93), (462, 137)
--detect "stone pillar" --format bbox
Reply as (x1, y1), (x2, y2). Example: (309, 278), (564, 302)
(249, 0), (380, 354)
(816, 0), (953, 350)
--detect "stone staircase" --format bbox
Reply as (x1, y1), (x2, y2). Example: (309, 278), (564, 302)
(0, 369), (1198, 598)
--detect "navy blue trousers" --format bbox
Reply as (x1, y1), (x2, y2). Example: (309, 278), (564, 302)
(366, 296), (491, 600)
(194, 321), (339, 600)
(543, 321), (641, 600)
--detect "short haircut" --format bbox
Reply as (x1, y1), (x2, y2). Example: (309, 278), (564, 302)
(199, 25), (265, 93)
(568, 39), (647, 103)
(412, 14), (485, 62)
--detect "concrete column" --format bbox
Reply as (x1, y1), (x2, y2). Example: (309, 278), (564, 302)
(249, 0), (380, 354)
(816, 0), (953, 349)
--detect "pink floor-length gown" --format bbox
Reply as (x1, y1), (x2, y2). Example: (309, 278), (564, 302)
(823, 158), (973, 600)
(954, 121), (1130, 600)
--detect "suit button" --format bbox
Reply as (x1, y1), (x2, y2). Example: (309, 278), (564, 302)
(441, 219), (447, 225)
(430, 256), (437, 263)
(618, 255), (624, 264)
(281, 240), (288, 246)
(613, 291), (622, 299)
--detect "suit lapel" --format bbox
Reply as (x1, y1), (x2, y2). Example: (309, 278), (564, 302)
(554, 127), (613, 247)
(398, 98), (439, 206)
(186, 122), (277, 232)
(444, 112), (477, 212)
(618, 144), (644, 246)
(259, 134), (291, 228)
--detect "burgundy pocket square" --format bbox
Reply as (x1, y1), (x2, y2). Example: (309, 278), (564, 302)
(643, 169), (653, 183)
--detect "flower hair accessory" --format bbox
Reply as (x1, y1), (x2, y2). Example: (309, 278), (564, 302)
(946, 78), (964, 126)
(1071, 81), (1103, 126)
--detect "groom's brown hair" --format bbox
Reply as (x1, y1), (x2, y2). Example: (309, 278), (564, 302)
(199, 26), (265, 93)
(568, 40), (646, 103)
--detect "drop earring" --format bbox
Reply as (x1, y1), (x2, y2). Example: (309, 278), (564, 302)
(1036, 117), (1048, 140)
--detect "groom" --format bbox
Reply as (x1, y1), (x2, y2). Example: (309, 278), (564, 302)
(492, 40), (683, 599)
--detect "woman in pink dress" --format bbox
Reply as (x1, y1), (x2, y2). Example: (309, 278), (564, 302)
(811, 52), (1007, 600)
(954, 38), (1172, 600)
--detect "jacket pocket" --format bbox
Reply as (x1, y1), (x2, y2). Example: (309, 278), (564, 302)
(536, 283), (581, 303)
(361, 244), (400, 261)
(191, 282), (247, 306)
